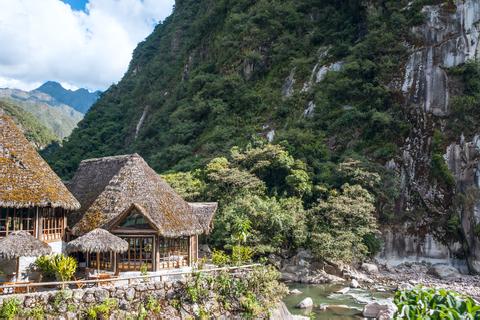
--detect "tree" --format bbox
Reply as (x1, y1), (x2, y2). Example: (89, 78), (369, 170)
(310, 183), (377, 263)
(212, 194), (307, 253)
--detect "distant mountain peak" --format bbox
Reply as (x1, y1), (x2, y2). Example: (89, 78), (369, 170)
(34, 81), (101, 114)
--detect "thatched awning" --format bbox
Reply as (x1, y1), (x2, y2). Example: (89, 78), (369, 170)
(0, 231), (52, 259)
(66, 228), (128, 253)
(189, 202), (217, 234)
(69, 154), (208, 237)
(0, 115), (80, 210)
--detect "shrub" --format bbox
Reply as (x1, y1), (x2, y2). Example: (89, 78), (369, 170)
(231, 245), (254, 265)
(140, 263), (149, 276)
(86, 298), (118, 320)
(212, 249), (230, 266)
(145, 295), (161, 314)
(0, 298), (21, 320)
(34, 254), (77, 282)
(24, 306), (45, 320)
(54, 255), (77, 282)
(394, 287), (480, 319)
(34, 255), (56, 279)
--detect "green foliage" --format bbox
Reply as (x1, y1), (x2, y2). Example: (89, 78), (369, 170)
(86, 298), (118, 320)
(24, 306), (45, 320)
(211, 249), (231, 267)
(140, 263), (148, 276)
(0, 99), (58, 148)
(183, 264), (287, 318)
(430, 130), (455, 187)
(231, 245), (254, 265)
(43, 0), (439, 263)
(0, 298), (21, 320)
(394, 287), (480, 319)
(362, 233), (383, 257)
(475, 223), (480, 239)
(310, 184), (377, 263)
(54, 255), (78, 282)
(186, 272), (211, 303)
(447, 61), (480, 139)
(145, 295), (161, 314)
(34, 255), (56, 279)
(35, 254), (77, 282)
(161, 171), (205, 201)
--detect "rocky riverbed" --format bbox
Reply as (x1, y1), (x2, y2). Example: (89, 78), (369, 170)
(276, 250), (480, 319)
(372, 262), (480, 301)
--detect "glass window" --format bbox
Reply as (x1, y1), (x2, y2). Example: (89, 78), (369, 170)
(118, 209), (151, 229)
(118, 236), (154, 272)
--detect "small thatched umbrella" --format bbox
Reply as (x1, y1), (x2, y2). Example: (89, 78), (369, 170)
(66, 228), (128, 274)
(0, 231), (52, 281)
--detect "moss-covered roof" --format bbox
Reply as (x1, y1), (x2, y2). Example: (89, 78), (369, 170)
(0, 115), (80, 210)
(69, 154), (217, 237)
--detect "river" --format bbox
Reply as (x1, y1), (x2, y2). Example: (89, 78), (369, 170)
(283, 283), (393, 319)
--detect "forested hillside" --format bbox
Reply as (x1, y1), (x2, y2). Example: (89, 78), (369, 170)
(0, 100), (58, 148)
(44, 0), (480, 272)
(46, 0), (420, 177)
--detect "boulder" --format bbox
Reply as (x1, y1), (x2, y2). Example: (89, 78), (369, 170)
(361, 263), (379, 275)
(296, 297), (313, 309)
(350, 279), (360, 288)
(363, 301), (397, 319)
(270, 301), (310, 320)
(289, 289), (302, 295)
(428, 264), (461, 280)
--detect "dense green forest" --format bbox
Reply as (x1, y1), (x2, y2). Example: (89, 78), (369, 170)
(43, 0), (474, 262)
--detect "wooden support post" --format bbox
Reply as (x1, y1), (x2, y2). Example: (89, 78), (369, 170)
(97, 252), (100, 275)
(16, 257), (20, 282)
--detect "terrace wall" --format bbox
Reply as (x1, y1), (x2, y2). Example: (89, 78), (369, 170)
(0, 273), (292, 319)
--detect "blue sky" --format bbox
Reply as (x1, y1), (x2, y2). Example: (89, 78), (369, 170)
(61, 0), (88, 11)
(0, 0), (174, 91)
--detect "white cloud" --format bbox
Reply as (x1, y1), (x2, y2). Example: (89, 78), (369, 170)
(0, 0), (174, 91)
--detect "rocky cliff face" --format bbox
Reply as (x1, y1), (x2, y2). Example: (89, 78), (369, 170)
(386, 0), (480, 273)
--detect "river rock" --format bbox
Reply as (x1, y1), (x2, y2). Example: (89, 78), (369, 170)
(428, 264), (461, 280)
(361, 263), (379, 275)
(296, 297), (313, 309)
(363, 301), (397, 319)
(336, 287), (350, 294)
(270, 301), (310, 320)
(350, 279), (360, 288)
(289, 289), (302, 295)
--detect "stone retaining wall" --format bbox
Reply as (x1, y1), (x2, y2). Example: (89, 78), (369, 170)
(0, 272), (290, 320)
(0, 279), (204, 319)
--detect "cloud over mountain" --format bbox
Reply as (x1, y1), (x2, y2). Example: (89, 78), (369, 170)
(0, 0), (174, 91)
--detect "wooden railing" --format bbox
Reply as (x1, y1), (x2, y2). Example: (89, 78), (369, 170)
(0, 264), (260, 295)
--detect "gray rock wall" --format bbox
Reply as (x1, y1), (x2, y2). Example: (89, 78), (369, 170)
(389, 0), (480, 273)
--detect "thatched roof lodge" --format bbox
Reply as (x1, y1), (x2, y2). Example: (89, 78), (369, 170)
(68, 154), (217, 272)
(0, 115), (79, 243)
(0, 115), (79, 211)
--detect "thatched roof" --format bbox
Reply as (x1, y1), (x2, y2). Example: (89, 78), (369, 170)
(189, 202), (217, 234)
(66, 228), (128, 253)
(69, 154), (217, 237)
(0, 231), (52, 259)
(0, 115), (80, 210)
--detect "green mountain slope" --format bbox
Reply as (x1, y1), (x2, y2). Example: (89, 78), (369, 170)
(0, 88), (83, 139)
(45, 0), (415, 177)
(0, 100), (58, 148)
